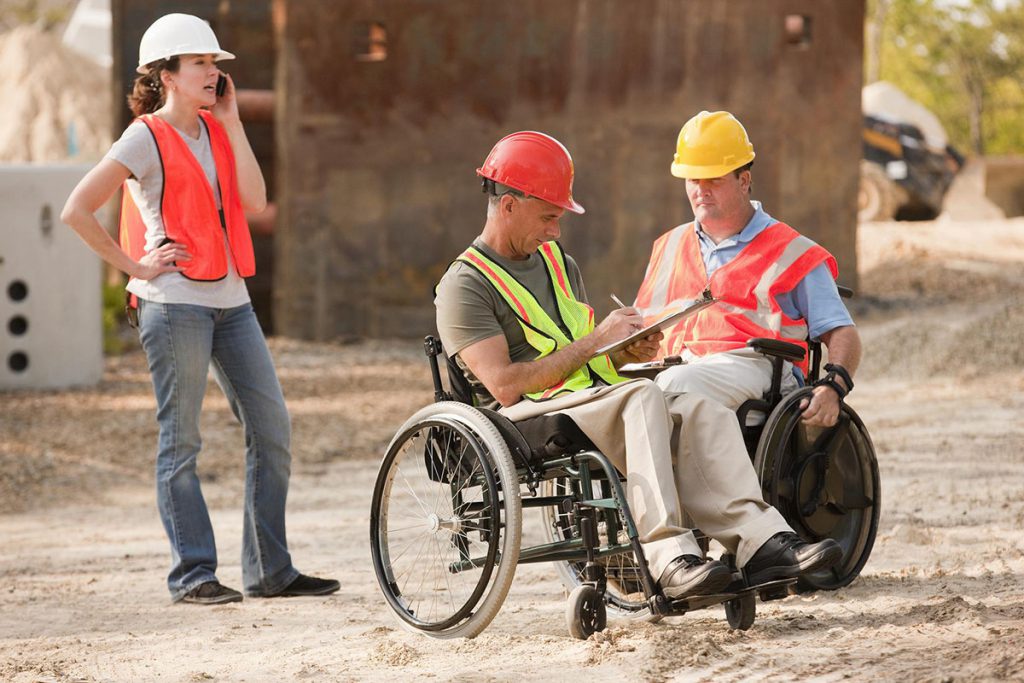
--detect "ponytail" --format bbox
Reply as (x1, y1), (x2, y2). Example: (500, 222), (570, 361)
(126, 56), (179, 117)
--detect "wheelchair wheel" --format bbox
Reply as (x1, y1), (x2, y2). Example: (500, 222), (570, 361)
(370, 402), (522, 639)
(724, 592), (756, 631)
(541, 476), (659, 622)
(754, 388), (881, 591)
(566, 585), (607, 640)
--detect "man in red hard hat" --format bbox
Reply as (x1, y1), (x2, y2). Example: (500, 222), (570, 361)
(433, 131), (841, 599)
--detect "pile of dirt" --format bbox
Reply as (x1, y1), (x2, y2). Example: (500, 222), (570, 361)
(855, 219), (1024, 381)
(0, 23), (110, 162)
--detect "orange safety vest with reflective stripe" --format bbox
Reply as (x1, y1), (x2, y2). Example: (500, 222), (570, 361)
(455, 241), (627, 402)
(118, 110), (255, 288)
(634, 222), (837, 374)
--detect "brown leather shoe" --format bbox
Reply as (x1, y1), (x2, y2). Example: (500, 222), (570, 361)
(658, 555), (732, 599)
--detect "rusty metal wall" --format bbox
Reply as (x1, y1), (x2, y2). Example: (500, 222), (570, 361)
(118, 0), (863, 341)
(276, 0), (864, 340)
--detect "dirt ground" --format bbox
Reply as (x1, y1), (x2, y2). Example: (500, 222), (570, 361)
(2, 213), (1024, 682)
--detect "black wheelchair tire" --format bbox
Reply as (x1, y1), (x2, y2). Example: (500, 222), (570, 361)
(753, 388), (881, 592)
(724, 591), (756, 630)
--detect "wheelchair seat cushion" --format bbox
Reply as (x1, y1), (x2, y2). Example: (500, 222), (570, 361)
(513, 412), (596, 461)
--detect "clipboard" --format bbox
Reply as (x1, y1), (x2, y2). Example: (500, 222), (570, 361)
(617, 355), (687, 379)
(618, 355), (685, 374)
(593, 295), (717, 358)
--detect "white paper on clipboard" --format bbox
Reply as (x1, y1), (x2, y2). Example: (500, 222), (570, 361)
(593, 295), (717, 358)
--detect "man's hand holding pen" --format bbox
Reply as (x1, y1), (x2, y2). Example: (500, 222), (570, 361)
(608, 293), (663, 363)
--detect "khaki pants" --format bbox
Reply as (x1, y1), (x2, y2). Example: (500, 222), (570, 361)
(500, 379), (789, 575)
(655, 348), (800, 411)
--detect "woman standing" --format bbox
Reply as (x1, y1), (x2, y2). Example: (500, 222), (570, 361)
(62, 14), (338, 605)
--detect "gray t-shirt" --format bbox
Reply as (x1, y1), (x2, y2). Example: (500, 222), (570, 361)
(434, 238), (587, 406)
(106, 117), (250, 308)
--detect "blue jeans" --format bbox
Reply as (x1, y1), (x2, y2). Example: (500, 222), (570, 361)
(138, 300), (299, 600)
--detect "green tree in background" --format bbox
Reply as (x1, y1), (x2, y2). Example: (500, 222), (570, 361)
(0, 0), (71, 32)
(867, 0), (1024, 156)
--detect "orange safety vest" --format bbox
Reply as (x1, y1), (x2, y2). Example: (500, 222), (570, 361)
(118, 110), (255, 290)
(634, 222), (837, 374)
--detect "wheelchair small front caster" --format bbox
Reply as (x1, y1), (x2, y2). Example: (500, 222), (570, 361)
(566, 585), (607, 639)
(724, 591), (756, 630)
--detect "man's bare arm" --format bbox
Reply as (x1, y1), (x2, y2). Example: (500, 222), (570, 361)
(460, 308), (640, 407)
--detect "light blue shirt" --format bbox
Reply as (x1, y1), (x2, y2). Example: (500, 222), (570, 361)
(693, 201), (854, 340)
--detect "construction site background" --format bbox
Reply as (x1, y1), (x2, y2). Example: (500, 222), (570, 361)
(2, 1), (1022, 348)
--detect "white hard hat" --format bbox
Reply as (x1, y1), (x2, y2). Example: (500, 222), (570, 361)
(137, 13), (235, 74)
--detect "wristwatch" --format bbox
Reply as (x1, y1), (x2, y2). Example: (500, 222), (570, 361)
(814, 363), (854, 399)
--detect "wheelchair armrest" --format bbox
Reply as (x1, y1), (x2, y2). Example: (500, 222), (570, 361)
(746, 337), (806, 363)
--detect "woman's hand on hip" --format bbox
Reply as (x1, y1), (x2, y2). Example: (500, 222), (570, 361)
(132, 242), (191, 280)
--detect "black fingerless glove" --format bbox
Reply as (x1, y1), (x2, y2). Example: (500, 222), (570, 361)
(813, 363), (854, 400)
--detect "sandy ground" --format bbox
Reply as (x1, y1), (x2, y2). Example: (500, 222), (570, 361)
(2, 215), (1024, 682)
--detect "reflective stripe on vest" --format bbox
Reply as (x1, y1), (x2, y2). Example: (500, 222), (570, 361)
(117, 110), (255, 284)
(456, 242), (626, 401)
(635, 222), (837, 374)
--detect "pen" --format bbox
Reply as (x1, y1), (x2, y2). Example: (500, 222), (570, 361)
(610, 293), (627, 309)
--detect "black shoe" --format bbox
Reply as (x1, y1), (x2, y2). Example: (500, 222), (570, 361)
(658, 555), (732, 600)
(181, 581), (243, 605)
(268, 573), (340, 597)
(744, 532), (842, 586)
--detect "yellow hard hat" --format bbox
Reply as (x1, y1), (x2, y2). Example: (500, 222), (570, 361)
(670, 111), (755, 179)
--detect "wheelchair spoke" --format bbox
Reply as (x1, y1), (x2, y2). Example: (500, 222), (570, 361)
(430, 426), (462, 512)
(396, 458), (432, 517)
(410, 540), (435, 615)
(385, 524), (440, 577)
(389, 495), (430, 524)
(400, 526), (434, 580)
(383, 529), (428, 568)
(432, 535), (458, 619)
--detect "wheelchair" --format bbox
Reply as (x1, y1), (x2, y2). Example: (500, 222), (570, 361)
(369, 326), (880, 640)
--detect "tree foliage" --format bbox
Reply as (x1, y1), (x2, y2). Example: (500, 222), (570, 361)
(0, 1), (71, 32)
(867, 0), (1024, 155)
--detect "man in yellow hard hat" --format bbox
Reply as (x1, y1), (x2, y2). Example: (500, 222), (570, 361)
(634, 111), (861, 427)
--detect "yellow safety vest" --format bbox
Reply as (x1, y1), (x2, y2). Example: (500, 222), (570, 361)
(456, 241), (627, 401)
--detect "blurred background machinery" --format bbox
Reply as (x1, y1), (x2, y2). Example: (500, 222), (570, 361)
(859, 81), (964, 222)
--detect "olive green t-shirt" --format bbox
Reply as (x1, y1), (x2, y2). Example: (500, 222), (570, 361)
(434, 238), (588, 407)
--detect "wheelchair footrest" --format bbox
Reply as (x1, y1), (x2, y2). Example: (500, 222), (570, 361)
(745, 578), (797, 602)
(664, 592), (739, 614)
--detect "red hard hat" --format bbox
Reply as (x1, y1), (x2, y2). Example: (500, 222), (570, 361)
(476, 131), (585, 214)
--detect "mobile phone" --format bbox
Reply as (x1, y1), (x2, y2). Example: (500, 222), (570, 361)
(216, 74), (227, 97)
